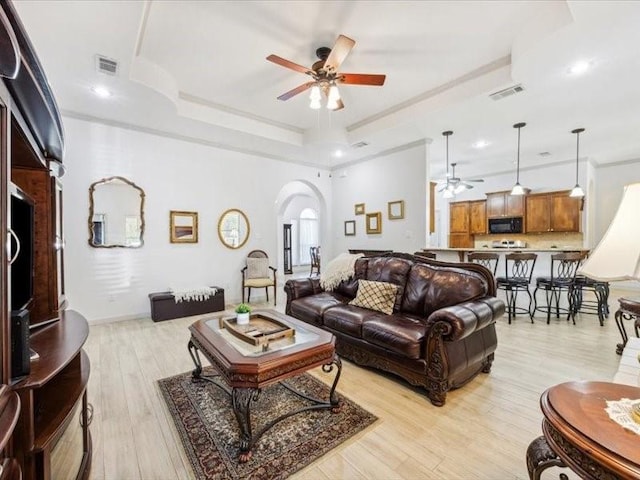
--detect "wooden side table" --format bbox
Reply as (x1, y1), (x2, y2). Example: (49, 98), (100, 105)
(526, 381), (640, 480)
(615, 297), (640, 354)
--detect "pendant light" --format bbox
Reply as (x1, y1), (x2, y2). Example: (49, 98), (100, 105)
(442, 131), (454, 199)
(570, 128), (585, 197)
(511, 122), (526, 195)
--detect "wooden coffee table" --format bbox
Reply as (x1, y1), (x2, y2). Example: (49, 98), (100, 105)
(526, 381), (640, 479)
(187, 309), (342, 462)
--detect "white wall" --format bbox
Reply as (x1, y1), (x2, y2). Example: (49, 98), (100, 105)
(332, 143), (427, 256)
(62, 117), (331, 322)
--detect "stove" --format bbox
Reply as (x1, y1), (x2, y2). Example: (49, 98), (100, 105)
(491, 240), (527, 249)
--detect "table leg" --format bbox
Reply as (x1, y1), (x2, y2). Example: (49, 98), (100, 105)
(526, 436), (568, 480)
(188, 340), (203, 378)
(232, 388), (259, 463)
(615, 309), (631, 355)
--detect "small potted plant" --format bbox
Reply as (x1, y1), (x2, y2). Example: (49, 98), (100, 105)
(235, 303), (252, 325)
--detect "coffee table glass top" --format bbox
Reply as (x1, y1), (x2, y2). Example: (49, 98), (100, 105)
(205, 314), (319, 357)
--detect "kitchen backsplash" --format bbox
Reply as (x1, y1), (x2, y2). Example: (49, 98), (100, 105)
(474, 232), (584, 249)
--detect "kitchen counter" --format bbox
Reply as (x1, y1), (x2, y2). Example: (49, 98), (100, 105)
(422, 247), (589, 262)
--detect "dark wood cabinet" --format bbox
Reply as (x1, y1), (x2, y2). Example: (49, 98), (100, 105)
(486, 191), (527, 218)
(449, 201), (474, 247)
(0, 4), (90, 479)
(469, 200), (487, 234)
(525, 191), (581, 233)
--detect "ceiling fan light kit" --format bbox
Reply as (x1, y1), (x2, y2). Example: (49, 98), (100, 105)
(267, 34), (386, 111)
(438, 130), (484, 198)
(511, 122), (527, 196)
(570, 128), (586, 197)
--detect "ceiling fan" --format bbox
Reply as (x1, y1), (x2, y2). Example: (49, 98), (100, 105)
(266, 34), (386, 110)
(437, 162), (485, 194)
(436, 131), (484, 197)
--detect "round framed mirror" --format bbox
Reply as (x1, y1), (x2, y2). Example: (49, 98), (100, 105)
(217, 208), (250, 249)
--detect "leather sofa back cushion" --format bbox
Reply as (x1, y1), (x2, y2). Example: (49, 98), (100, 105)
(334, 258), (368, 298)
(364, 257), (413, 311)
(402, 264), (488, 316)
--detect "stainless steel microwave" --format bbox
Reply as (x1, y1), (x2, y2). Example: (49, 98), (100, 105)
(488, 217), (523, 234)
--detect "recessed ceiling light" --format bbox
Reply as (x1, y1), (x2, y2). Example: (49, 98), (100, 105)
(334, 149), (343, 158)
(91, 86), (112, 98)
(568, 60), (591, 75)
(472, 140), (490, 149)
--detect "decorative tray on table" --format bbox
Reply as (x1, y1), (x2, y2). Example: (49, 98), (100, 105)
(220, 313), (295, 346)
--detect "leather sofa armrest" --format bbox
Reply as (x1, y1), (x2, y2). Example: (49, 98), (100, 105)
(427, 296), (505, 342)
(284, 278), (323, 314)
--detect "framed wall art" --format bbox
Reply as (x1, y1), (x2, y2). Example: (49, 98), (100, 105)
(366, 212), (382, 234)
(170, 210), (198, 243)
(354, 203), (365, 215)
(388, 200), (405, 220)
(344, 220), (356, 236)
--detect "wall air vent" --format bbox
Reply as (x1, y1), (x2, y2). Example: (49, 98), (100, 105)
(489, 84), (524, 101)
(95, 55), (118, 76)
(538, 151), (551, 157)
(351, 141), (369, 149)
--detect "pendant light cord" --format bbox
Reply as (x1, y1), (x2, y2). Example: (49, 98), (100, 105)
(516, 126), (521, 183)
(575, 130), (580, 182)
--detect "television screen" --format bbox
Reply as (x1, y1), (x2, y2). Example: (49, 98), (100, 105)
(10, 186), (34, 312)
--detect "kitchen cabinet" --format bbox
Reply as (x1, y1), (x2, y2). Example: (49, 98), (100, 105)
(486, 190), (528, 218)
(448, 201), (474, 247)
(525, 191), (581, 233)
(469, 200), (487, 234)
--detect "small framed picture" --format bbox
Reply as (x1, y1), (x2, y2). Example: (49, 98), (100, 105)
(355, 203), (365, 215)
(388, 200), (405, 220)
(344, 220), (356, 236)
(170, 210), (198, 243)
(366, 212), (382, 234)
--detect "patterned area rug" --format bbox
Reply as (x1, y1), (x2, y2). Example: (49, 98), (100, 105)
(158, 367), (377, 480)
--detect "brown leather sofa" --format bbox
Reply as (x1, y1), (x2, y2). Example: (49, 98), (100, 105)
(284, 252), (504, 406)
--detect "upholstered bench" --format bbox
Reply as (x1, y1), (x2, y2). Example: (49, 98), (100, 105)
(148, 287), (225, 322)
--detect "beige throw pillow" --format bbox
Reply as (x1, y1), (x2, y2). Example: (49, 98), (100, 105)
(246, 257), (269, 279)
(349, 280), (398, 315)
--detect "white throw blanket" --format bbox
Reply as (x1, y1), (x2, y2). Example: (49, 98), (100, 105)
(169, 286), (217, 303)
(320, 253), (364, 291)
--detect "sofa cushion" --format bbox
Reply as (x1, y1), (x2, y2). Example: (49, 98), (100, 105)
(289, 292), (347, 327)
(402, 263), (488, 317)
(324, 304), (378, 337)
(362, 314), (428, 359)
(364, 257), (412, 311)
(349, 280), (398, 315)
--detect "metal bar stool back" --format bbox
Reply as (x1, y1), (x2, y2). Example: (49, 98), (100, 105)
(467, 252), (499, 276)
(533, 252), (583, 324)
(496, 253), (538, 324)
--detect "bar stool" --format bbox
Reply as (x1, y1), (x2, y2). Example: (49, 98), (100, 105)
(497, 253), (538, 324)
(533, 252), (582, 324)
(570, 275), (610, 326)
(467, 252), (499, 276)
(414, 251), (436, 260)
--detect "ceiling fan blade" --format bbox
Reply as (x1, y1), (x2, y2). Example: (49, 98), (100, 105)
(323, 34), (355, 73)
(465, 179), (484, 182)
(277, 82), (315, 101)
(339, 73), (386, 86)
(266, 54), (313, 75)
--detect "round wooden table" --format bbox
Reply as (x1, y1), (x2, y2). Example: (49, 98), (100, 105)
(527, 381), (640, 480)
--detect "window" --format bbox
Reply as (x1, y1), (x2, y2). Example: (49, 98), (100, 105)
(299, 208), (318, 265)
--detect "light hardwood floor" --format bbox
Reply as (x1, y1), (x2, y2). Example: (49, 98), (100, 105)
(79, 284), (634, 480)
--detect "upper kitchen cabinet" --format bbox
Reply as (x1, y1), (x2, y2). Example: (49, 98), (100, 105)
(525, 191), (582, 233)
(486, 190), (528, 218)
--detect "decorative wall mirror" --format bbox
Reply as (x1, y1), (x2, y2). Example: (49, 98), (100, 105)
(170, 211), (198, 243)
(218, 208), (250, 249)
(88, 176), (145, 248)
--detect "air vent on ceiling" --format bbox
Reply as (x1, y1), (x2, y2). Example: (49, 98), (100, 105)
(95, 55), (118, 76)
(489, 84), (524, 101)
(351, 141), (369, 149)
(538, 151), (551, 157)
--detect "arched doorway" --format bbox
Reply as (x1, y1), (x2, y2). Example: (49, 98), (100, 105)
(275, 180), (328, 278)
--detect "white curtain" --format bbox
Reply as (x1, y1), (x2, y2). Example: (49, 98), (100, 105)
(299, 208), (318, 265)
